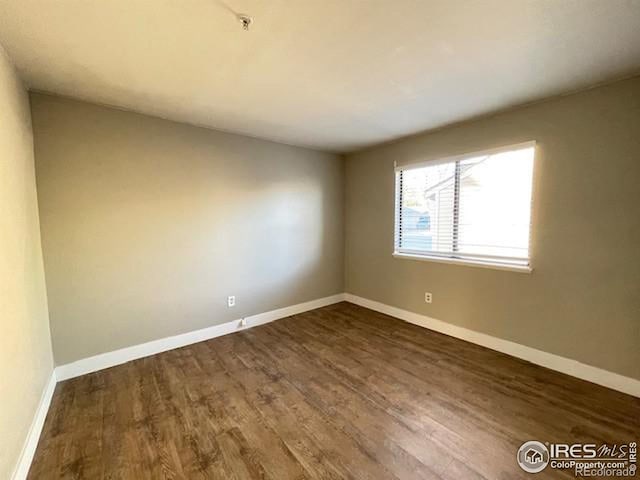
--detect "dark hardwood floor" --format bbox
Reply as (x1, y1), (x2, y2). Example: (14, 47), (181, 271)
(29, 302), (639, 479)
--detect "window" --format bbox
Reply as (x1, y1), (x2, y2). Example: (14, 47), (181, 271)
(394, 142), (535, 271)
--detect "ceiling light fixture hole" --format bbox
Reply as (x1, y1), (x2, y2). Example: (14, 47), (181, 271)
(237, 14), (252, 31)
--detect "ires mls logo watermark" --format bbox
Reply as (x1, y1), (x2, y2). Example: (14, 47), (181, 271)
(517, 441), (550, 473)
(517, 440), (637, 477)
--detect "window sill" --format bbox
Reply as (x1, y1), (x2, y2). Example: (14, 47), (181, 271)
(392, 252), (533, 273)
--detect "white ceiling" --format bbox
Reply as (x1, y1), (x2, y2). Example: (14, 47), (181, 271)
(1, 0), (639, 152)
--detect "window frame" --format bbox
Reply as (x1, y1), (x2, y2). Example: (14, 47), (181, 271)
(393, 141), (536, 273)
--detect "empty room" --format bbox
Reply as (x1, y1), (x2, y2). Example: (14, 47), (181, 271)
(1, 1), (639, 479)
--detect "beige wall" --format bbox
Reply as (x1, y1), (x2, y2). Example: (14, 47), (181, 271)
(31, 93), (344, 365)
(345, 76), (640, 380)
(0, 48), (54, 478)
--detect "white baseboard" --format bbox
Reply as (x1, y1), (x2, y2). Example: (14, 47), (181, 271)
(16, 291), (637, 480)
(13, 294), (345, 478)
(55, 293), (345, 381)
(344, 293), (640, 398)
(11, 370), (57, 480)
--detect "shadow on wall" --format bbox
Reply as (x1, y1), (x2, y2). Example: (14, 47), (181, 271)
(46, 171), (337, 362)
(217, 179), (328, 310)
(32, 93), (344, 364)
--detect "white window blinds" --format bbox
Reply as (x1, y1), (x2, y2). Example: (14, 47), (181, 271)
(394, 142), (535, 269)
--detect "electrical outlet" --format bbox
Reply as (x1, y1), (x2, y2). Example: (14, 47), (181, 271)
(227, 296), (236, 307)
(424, 292), (433, 304)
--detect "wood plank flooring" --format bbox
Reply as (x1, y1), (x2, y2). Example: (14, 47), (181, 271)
(29, 302), (639, 479)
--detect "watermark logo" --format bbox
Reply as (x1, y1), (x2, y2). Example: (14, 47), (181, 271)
(517, 440), (550, 473)
(517, 441), (637, 477)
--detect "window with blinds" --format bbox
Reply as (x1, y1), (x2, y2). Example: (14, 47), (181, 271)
(394, 142), (535, 270)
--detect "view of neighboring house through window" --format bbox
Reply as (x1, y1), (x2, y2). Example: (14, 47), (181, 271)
(395, 142), (535, 269)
